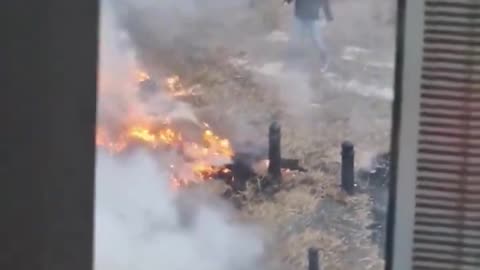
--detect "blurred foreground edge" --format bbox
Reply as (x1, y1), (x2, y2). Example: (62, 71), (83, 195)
(387, 0), (480, 270)
(2, 1), (98, 270)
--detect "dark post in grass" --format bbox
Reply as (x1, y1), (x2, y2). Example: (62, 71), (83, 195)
(341, 141), (355, 195)
(268, 121), (282, 184)
(308, 247), (320, 270)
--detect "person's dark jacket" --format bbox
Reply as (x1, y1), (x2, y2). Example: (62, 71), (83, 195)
(285, 0), (333, 21)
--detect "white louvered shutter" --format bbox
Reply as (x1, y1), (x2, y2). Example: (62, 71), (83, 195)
(390, 1), (480, 270)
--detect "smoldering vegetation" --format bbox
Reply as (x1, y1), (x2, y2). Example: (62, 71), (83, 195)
(96, 0), (397, 269)
(95, 150), (266, 270)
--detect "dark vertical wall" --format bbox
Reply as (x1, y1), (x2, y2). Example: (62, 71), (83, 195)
(384, 0), (407, 269)
(2, 1), (98, 270)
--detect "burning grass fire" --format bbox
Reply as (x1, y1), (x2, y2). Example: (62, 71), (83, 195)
(96, 121), (235, 189)
(97, 70), (305, 192)
(97, 71), (235, 188)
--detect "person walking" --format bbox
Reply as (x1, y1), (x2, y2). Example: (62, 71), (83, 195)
(285, 0), (333, 72)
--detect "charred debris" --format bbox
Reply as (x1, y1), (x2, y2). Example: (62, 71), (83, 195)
(138, 78), (391, 207)
(138, 79), (307, 194)
(212, 121), (308, 196)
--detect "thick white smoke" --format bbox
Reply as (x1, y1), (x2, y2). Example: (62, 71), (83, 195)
(94, 150), (265, 270)
(95, 1), (265, 270)
(97, 0), (201, 128)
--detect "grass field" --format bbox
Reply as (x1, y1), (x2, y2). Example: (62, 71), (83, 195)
(101, 0), (397, 269)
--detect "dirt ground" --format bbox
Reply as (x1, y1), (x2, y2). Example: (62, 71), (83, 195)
(119, 0), (397, 269)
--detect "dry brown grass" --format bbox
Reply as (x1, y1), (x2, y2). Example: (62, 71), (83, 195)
(201, 142), (384, 270)
(169, 44), (388, 270)
(132, 0), (395, 268)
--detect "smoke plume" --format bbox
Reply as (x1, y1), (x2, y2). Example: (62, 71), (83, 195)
(94, 150), (265, 270)
(97, 0), (201, 130)
(95, 2), (265, 270)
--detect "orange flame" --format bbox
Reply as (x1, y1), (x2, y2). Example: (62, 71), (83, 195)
(203, 130), (233, 157)
(136, 71), (150, 82)
(127, 126), (183, 147)
(165, 75), (198, 97)
(97, 71), (233, 188)
(97, 124), (233, 185)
